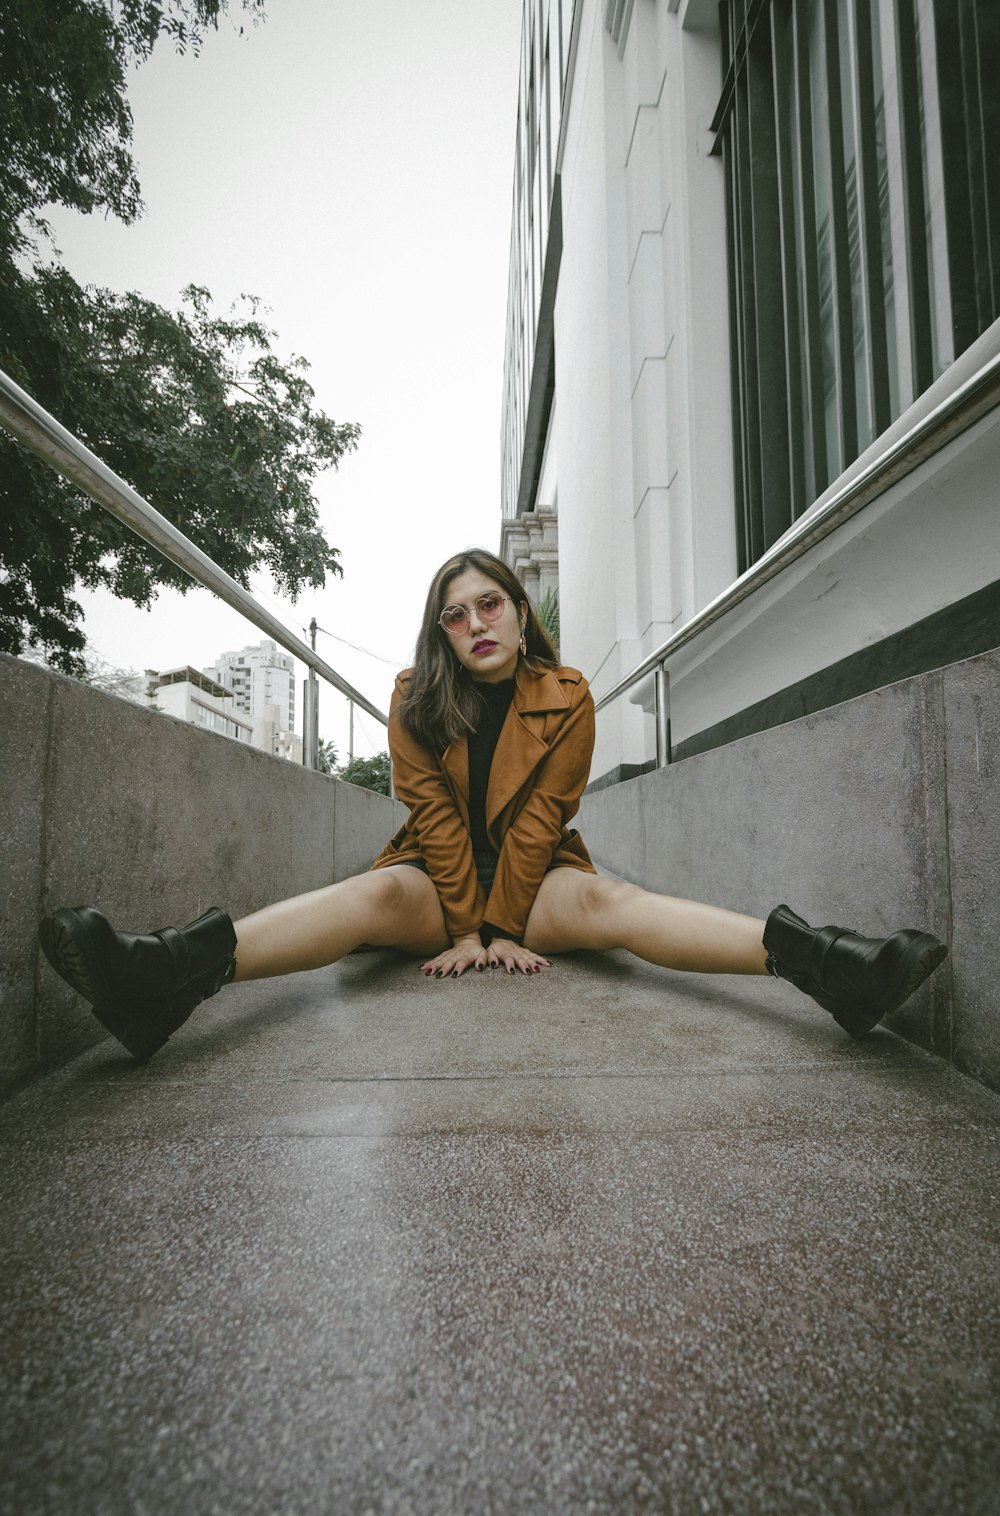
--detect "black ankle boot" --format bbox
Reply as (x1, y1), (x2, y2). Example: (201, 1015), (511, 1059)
(763, 903), (948, 1038)
(39, 906), (237, 1061)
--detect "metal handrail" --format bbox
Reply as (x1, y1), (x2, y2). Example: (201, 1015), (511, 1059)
(594, 348), (1000, 764)
(0, 366), (388, 730)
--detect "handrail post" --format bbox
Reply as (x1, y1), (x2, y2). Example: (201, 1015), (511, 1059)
(303, 617), (320, 770)
(654, 664), (671, 768)
(303, 672), (319, 769)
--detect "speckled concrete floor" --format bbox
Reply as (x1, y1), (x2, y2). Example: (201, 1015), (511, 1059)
(2, 950), (999, 1516)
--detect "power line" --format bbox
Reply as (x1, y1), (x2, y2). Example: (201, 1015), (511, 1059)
(353, 707), (384, 755)
(312, 623), (404, 669)
(241, 578), (403, 668)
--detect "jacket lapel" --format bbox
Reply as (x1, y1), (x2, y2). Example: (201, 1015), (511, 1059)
(486, 666), (569, 830)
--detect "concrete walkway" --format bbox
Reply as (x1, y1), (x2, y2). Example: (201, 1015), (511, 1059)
(2, 947), (998, 1515)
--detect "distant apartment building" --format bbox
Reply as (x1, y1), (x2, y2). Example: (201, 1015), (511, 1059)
(254, 704), (303, 765)
(205, 639), (300, 760)
(500, 0), (999, 783)
(148, 667), (253, 744)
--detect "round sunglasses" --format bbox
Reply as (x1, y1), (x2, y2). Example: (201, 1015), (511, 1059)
(438, 591), (510, 636)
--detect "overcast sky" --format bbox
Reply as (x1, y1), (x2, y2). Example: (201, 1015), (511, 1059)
(45, 0), (524, 759)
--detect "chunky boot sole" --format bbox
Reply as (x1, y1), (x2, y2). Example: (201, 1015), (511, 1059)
(39, 908), (114, 1006)
(39, 908), (172, 1060)
(826, 935), (949, 1038)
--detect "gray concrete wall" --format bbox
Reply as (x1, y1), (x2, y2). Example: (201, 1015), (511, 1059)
(1, 654), (406, 1095)
(578, 645), (1000, 1091)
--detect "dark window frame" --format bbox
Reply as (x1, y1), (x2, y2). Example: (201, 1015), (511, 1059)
(714, 0), (1000, 571)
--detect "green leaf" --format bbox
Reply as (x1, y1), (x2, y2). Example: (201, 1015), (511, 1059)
(338, 752), (391, 796)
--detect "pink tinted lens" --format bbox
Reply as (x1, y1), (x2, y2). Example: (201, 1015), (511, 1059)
(441, 606), (468, 633)
(478, 594), (505, 621)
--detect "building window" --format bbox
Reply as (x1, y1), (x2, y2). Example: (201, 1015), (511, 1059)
(714, 0), (999, 572)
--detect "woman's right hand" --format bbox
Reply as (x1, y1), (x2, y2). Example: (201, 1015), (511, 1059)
(421, 934), (485, 978)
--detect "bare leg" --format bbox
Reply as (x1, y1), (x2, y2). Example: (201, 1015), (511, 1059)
(233, 866), (449, 981)
(523, 869), (769, 975)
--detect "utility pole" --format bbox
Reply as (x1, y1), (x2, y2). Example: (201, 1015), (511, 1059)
(302, 617), (319, 769)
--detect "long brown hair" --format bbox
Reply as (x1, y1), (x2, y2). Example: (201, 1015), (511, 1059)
(399, 548), (558, 752)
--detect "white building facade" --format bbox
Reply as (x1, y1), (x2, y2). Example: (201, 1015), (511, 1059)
(501, 0), (1000, 785)
(150, 668), (253, 744)
(253, 705), (303, 765)
(206, 640), (299, 760)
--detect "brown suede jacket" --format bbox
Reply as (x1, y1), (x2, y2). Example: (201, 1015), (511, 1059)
(369, 662), (597, 941)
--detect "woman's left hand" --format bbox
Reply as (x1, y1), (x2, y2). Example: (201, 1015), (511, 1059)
(481, 938), (552, 975)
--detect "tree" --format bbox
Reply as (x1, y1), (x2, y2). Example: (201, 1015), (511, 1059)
(316, 738), (340, 776)
(76, 649), (149, 704)
(0, 1), (359, 673)
(1, 274), (360, 671)
(17, 640), (148, 702)
(338, 752), (391, 797)
(537, 586), (560, 656)
(1, 1), (267, 267)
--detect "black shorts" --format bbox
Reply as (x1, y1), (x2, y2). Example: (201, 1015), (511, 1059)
(393, 851), (502, 945)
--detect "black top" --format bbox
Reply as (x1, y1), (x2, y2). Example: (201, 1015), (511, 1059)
(468, 679), (513, 856)
(467, 679), (520, 944)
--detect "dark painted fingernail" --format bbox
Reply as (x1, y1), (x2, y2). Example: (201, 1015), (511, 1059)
(475, 964), (483, 971)
(508, 966), (515, 974)
(533, 966), (541, 973)
(451, 970), (458, 978)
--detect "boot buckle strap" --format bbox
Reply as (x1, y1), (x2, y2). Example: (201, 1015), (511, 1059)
(156, 925), (189, 981)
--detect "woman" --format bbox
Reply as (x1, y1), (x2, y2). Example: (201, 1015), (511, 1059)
(39, 548), (948, 1061)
